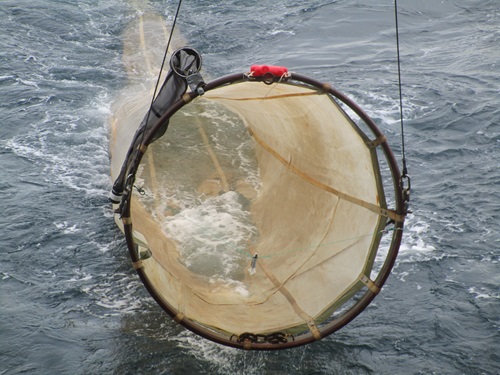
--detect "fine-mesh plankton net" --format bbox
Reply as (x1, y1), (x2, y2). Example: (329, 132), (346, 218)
(111, 65), (406, 350)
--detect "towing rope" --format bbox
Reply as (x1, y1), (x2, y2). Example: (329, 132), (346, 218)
(139, 0), (184, 147)
(394, 0), (411, 209)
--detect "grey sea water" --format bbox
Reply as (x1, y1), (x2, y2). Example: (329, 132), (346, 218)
(1, 0), (498, 374)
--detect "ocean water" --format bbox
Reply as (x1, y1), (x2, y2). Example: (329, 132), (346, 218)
(1, 0), (498, 374)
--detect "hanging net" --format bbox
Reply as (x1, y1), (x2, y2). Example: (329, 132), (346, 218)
(109, 12), (406, 350)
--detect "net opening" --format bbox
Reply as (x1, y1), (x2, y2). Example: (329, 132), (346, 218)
(111, 72), (405, 350)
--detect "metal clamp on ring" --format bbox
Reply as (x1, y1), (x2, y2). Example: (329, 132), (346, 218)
(170, 47), (205, 95)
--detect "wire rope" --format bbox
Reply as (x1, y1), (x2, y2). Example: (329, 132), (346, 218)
(139, 0), (184, 145)
(394, 0), (408, 178)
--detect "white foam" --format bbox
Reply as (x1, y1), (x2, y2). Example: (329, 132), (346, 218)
(54, 221), (81, 234)
(0, 75), (15, 82)
(396, 213), (438, 264)
(80, 272), (146, 317)
(208, 278), (249, 298)
(6, 91), (113, 197)
(163, 191), (256, 280)
(15, 77), (39, 89)
(67, 272), (93, 282)
(268, 28), (295, 36)
(173, 331), (266, 375)
(468, 287), (499, 300)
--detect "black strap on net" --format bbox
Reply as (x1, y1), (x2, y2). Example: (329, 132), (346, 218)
(111, 47), (203, 206)
(110, 0), (206, 206)
(145, 0), (184, 131)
